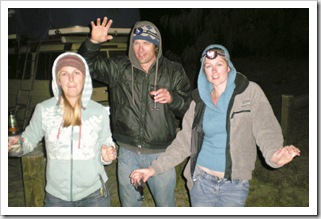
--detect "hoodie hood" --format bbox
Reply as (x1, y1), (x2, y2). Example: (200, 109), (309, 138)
(52, 52), (93, 109)
(197, 44), (237, 109)
(128, 20), (162, 71)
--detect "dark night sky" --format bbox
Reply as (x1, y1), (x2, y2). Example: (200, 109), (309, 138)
(9, 8), (309, 59)
(139, 8), (310, 88)
(8, 8), (311, 88)
(140, 8), (309, 58)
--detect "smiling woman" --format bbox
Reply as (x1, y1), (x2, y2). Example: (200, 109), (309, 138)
(54, 54), (87, 127)
(58, 66), (85, 109)
(8, 52), (117, 207)
(130, 44), (301, 207)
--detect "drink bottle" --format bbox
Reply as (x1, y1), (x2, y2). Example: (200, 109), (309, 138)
(8, 111), (23, 156)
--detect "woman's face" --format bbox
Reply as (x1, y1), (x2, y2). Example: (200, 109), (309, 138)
(203, 55), (230, 87)
(58, 66), (85, 101)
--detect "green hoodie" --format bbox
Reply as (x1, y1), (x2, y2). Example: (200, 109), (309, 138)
(21, 52), (114, 201)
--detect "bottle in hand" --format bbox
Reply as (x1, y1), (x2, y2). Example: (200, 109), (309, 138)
(8, 111), (23, 157)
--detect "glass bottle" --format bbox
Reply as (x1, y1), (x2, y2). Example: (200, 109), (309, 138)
(8, 111), (23, 156)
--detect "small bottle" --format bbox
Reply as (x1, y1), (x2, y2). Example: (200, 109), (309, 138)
(8, 111), (23, 157)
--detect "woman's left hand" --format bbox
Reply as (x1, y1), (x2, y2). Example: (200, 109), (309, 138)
(271, 145), (301, 167)
(101, 145), (117, 162)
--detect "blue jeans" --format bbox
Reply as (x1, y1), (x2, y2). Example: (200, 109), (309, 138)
(190, 166), (249, 207)
(44, 185), (111, 207)
(117, 146), (176, 207)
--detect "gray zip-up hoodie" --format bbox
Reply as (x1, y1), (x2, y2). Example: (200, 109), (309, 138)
(21, 52), (114, 201)
(150, 45), (284, 190)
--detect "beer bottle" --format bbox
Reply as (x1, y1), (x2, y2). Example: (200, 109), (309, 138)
(8, 111), (23, 156)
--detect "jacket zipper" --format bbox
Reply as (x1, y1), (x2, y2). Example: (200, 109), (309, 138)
(70, 126), (74, 201)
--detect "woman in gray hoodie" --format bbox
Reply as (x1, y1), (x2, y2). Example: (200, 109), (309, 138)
(8, 52), (117, 207)
(130, 44), (300, 207)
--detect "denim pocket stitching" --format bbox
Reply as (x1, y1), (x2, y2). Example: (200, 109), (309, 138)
(239, 180), (249, 191)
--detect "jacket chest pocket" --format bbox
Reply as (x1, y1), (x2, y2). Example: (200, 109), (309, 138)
(231, 109), (251, 119)
(231, 99), (251, 119)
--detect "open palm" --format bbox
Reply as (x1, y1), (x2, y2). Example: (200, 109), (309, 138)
(90, 17), (114, 43)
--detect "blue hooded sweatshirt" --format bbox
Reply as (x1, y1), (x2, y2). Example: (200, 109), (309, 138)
(196, 44), (236, 172)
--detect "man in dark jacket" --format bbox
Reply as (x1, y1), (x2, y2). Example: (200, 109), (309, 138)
(78, 17), (192, 207)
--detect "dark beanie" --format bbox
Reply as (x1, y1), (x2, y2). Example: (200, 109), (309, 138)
(56, 55), (85, 76)
(132, 25), (160, 46)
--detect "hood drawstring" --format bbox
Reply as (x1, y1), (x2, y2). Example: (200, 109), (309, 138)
(130, 58), (159, 106)
(57, 120), (63, 140)
(78, 125), (81, 149)
(154, 59), (159, 89)
(131, 65), (135, 105)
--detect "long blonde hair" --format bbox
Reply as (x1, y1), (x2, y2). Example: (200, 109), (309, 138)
(60, 93), (82, 127)
(57, 70), (84, 127)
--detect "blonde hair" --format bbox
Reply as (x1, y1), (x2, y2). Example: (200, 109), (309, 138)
(60, 94), (82, 127)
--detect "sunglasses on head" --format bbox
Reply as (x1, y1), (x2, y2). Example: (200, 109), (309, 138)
(202, 48), (225, 60)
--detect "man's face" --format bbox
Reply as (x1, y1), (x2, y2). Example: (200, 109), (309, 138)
(133, 39), (157, 68)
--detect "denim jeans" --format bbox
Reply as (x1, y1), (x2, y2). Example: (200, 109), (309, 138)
(190, 166), (249, 207)
(117, 146), (176, 207)
(44, 185), (111, 207)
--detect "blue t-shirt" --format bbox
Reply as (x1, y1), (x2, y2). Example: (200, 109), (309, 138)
(196, 44), (237, 172)
(197, 106), (227, 172)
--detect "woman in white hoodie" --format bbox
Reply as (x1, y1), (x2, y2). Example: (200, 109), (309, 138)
(8, 52), (117, 207)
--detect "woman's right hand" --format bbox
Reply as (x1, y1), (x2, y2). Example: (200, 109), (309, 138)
(130, 167), (155, 185)
(90, 16), (114, 44)
(8, 136), (20, 152)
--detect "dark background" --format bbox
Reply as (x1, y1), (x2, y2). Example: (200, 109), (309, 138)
(141, 8), (309, 88)
(9, 8), (309, 88)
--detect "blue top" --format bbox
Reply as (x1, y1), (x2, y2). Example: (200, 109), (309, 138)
(196, 44), (236, 172)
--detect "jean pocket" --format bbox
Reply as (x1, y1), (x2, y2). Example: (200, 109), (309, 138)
(192, 168), (203, 182)
(238, 180), (249, 191)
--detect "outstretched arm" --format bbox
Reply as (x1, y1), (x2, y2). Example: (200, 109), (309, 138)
(271, 145), (301, 167)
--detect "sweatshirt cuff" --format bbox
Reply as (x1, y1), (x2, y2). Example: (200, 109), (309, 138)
(100, 155), (112, 165)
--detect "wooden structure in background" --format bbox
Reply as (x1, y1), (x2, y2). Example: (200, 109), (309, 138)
(281, 94), (308, 146)
(91, 86), (108, 106)
(9, 25), (125, 207)
(21, 143), (46, 207)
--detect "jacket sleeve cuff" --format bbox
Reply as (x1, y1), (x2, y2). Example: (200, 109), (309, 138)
(85, 38), (102, 51)
(100, 155), (112, 165)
